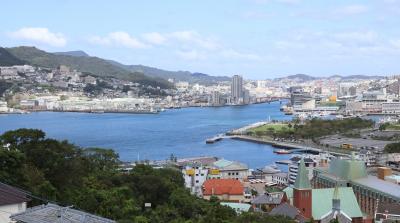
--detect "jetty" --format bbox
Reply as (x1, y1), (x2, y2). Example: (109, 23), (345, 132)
(205, 134), (231, 144)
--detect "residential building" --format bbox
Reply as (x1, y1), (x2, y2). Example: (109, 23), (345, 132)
(338, 82), (357, 97)
(182, 163), (209, 196)
(250, 192), (286, 212)
(0, 182), (30, 223)
(0, 101), (8, 113)
(272, 172), (288, 186)
(209, 91), (222, 106)
(202, 179), (245, 202)
(231, 75), (243, 104)
(288, 156), (317, 185)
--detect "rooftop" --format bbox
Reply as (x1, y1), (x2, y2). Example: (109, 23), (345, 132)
(251, 193), (284, 205)
(0, 182), (30, 206)
(270, 202), (300, 219)
(213, 159), (248, 171)
(202, 179), (244, 196)
(352, 175), (400, 199)
(328, 157), (367, 181)
(312, 187), (363, 220)
(11, 203), (115, 223)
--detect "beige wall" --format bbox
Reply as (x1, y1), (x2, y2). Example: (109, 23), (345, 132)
(203, 194), (245, 202)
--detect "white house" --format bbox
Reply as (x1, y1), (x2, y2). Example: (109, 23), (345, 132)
(0, 182), (30, 223)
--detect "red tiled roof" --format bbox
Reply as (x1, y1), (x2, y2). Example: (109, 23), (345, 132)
(202, 179), (244, 196)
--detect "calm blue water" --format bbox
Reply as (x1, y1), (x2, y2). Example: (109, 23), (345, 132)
(0, 101), (292, 168)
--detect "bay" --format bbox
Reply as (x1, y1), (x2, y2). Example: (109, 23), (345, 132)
(0, 101), (292, 168)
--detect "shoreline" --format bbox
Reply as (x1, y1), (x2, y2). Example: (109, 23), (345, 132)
(3, 99), (283, 115)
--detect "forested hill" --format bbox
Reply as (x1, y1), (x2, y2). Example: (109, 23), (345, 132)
(1, 46), (229, 86)
(0, 47), (26, 66)
(2, 46), (173, 89)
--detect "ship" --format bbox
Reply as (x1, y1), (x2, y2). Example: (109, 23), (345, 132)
(273, 149), (292, 154)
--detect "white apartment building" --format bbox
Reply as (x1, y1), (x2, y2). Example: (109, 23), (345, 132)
(182, 164), (209, 196)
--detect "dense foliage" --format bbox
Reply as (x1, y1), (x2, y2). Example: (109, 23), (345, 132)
(248, 118), (374, 140)
(0, 47), (25, 66)
(0, 129), (294, 223)
(384, 142), (400, 153)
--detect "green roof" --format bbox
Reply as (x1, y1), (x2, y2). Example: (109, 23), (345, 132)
(312, 187), (363, 220)
(328, 157), (367, 181)
(213, 159), (233, 168)
(294, 159), (311, 189)
(283, 187), (293, 199)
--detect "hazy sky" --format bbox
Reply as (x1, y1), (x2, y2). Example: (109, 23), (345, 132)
(1, 0), (400, 79)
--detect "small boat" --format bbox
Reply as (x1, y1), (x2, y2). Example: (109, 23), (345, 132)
(274, 149), (292, 154)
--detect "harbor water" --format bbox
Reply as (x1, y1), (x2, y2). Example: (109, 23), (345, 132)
(0, 101), (293, 168)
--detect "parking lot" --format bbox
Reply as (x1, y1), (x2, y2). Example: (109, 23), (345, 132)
(319, 135), (392, 151)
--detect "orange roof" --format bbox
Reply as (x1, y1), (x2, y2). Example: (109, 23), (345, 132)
(202, 179), (244, 196)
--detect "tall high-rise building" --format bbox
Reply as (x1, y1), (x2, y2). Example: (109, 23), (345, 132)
(231, 75), (243, 104)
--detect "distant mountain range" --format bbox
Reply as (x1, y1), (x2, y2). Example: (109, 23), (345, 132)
(1, 46), (385, 86)
(109, 63), (230, 84)
(274, 73), (383, 82)
(0, 46), (230, 87)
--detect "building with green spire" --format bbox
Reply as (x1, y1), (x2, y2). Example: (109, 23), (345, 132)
(313, 156), (400, 216)
(288, 158), (364, 222)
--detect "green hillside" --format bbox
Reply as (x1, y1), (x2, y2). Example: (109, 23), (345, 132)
(4, 46), (173, 89)
(0, 48), (25, 66)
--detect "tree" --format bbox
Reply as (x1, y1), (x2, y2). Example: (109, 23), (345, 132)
(0, 129), (295, 223)
(384, 142), (400, 153)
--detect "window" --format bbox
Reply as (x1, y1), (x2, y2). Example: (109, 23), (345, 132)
(236, 172), (239, 175)
(228, 173), (231, 176)
(201, 174), (204, 176)
(195, 180), (199, 183)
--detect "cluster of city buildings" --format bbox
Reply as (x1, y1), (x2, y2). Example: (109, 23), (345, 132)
(0, 65), (288, 114)
(175, 151), (400, 222)
(282, 75), (400, 117)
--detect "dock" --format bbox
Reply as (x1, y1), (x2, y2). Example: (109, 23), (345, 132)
(206, 134), (232, 144)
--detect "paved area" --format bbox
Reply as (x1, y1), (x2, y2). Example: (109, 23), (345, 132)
(320, 135), (392, 151)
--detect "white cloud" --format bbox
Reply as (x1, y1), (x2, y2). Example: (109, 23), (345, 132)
(390, 39), (400, 48)
(333, 31), (378, 44)
(142, 32), (166, 45)
(89, 32), (149, 49)
(249, 0), (300, 4)
(220, 49), (261, 60)
(334, 4), (369, 16)
(168, 31), (220, 50)
(9, 27), (66, 47)
(176, 50), (206, 60)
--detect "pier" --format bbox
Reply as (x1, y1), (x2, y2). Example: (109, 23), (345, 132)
(205, 134), (232, 143)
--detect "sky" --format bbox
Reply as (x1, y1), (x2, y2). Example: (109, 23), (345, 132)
(1, 0), (400, 79)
